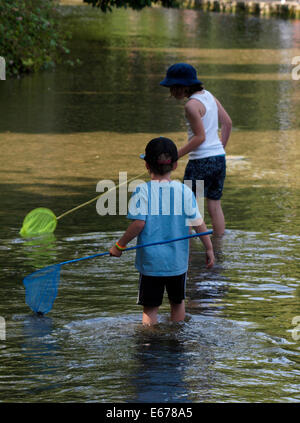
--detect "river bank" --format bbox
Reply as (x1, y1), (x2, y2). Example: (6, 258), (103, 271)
(182, 0), (300, 19)
(60, 0), (300, 19)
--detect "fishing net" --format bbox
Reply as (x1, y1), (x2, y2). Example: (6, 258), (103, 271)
(19, 172), (147, 237)
(23, 264), (61, 314)
(22, 230), (212, 314)
(20, 208), (57, 237)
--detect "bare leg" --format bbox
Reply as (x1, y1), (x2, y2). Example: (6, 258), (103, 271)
(142, 306), (159, 326)
(170, 300), (185, 322)
(207, 199), (225, 236)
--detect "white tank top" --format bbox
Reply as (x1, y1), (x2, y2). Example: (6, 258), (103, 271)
(186, 90), (225, 160)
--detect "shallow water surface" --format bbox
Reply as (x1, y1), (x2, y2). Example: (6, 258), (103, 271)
(0, 6), (299, 403)
(1, 227), (299, 402)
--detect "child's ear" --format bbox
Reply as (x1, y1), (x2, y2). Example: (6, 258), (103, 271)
(172, 161), (178, 171)
(145, 162), (151, 175)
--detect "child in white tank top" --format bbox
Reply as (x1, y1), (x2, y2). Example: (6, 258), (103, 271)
(160, 63), (232, 236)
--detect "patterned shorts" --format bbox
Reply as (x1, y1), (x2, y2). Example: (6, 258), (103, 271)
(183, 155), (226, 200)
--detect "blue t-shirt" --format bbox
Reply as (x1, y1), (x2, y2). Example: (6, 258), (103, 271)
(127, 180), (202, 276)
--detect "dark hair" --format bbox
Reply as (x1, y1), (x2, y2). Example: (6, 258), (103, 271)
(185, 83), (204, 96)
(143, 136), (178, 176)
(170, 83), (204, 98)
(147, 153), (174, 176)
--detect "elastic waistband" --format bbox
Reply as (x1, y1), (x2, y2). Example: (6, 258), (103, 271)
(189, 154), (226, 161)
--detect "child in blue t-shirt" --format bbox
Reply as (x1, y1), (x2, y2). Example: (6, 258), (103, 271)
(110, 137), (214, 326)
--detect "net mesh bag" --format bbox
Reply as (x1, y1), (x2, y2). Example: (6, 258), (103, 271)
(20, 208), (57, 237)
(23, 264), (61, 314)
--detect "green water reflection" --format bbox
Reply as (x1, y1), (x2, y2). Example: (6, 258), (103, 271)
(0, 6), (299, 403)
(0, 8), (299, 134)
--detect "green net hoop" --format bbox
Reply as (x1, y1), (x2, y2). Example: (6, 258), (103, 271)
(20, 208), (57, 237)
(19, 172), (147, 238)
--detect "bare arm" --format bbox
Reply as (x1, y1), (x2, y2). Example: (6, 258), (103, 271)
(109, 219), (146, 257)
(215, 97), (232, 148)
(193, 220), (215, 268)
(178, 99), (206, 159)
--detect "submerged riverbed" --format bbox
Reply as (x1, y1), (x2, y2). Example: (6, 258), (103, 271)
(0, 6), (299, 402)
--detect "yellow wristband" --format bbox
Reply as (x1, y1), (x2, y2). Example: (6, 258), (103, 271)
(115, 241), (126, 251)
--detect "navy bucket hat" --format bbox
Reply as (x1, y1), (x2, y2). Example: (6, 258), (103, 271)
(160, 63), (203, 87)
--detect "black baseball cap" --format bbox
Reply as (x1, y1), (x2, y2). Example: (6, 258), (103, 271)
(140, 137), (178, 165)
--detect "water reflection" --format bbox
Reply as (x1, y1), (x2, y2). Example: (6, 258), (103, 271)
(21, 233), (58, 270)
(0, 6), (300, 403)
(187, 235), (229, 316)
(22, 314), (53, 340)
(1, 224), (300, 402)
(2, 314), (62, 401)
(130, 325), (189, 403)
(0, 8), (299, 135)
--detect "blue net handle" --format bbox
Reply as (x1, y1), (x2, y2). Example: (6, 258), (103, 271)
(60, 231), (213, 267)
(23, 230), (213, 315)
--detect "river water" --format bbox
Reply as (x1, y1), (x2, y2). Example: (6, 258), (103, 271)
(0, 5), (300, 403)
